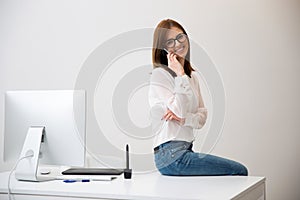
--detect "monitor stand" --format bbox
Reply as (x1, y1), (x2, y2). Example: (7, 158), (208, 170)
(15, 126), (55, 182)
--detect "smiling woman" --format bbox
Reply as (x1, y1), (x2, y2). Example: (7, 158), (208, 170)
(149, 19), (248, 176)
(152, 19), (194, 78)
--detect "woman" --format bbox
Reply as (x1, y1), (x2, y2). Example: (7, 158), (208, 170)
(149, 19), (248, 176)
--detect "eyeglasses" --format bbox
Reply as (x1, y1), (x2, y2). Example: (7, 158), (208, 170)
(164, 33), (187, 48)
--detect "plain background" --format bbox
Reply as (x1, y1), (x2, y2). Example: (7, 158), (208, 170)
(0, 0), (299, 199)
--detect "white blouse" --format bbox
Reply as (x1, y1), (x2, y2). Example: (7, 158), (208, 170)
(148, 67), (208, 148)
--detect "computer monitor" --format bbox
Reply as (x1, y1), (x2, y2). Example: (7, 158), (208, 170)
(3, 90), (86, 168)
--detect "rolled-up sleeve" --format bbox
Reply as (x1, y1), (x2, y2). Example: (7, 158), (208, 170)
(184, 107), (207, 129)
(183, 72), (208, 129)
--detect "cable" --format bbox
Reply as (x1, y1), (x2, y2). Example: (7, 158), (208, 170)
(8, 154), (34, 200)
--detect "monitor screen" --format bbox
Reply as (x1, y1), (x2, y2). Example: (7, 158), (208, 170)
(3, 90), (86, 167)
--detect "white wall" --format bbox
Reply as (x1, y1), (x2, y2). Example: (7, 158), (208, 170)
(1, 0), (299, 199)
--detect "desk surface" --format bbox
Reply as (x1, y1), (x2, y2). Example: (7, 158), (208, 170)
(0, 171), (265, 200)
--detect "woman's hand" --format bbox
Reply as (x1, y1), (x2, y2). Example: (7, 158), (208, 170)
(167, 52), (185, 76)
(162, 109), (185, 125)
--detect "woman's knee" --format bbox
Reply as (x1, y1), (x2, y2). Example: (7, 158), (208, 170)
(235, 163), (248, 176)
(240, 164), (248, 176)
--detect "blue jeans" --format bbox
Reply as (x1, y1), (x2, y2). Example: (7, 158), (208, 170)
(154, 141), (248, 176)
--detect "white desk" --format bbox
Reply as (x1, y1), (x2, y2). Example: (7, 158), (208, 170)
(0, 171), (265, 200)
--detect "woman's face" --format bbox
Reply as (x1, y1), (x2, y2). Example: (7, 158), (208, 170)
(164, 27), (189, 58)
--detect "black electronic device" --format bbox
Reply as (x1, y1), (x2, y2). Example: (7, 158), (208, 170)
(124, 144), (132, 179)
(62, 144), (132, 178)
(62, 168), (123, 176)
(162, 48), (169, 57)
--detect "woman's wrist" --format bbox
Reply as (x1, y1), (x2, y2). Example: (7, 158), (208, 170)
(177, 69), (185, 76)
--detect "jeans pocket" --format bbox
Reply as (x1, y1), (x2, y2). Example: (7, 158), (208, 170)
(155, 141), (191, 171)
(170, 144), (188, 153)
(168, 143), (190, 159)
